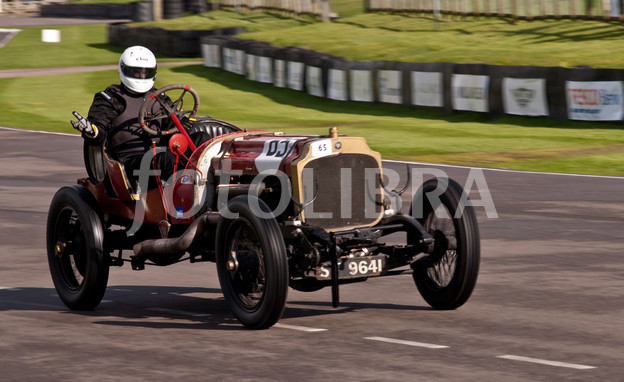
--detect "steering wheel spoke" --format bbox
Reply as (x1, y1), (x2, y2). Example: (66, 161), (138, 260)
(138, 84), (200, 137)
(143, 111), (169, 122)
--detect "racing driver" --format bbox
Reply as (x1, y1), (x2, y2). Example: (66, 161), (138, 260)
(72, 45), (175, 190)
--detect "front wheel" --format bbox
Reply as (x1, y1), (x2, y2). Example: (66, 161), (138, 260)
(46, 186), (109, 310)
(410, 177), (480, 310)
(215, 195), (289, 329)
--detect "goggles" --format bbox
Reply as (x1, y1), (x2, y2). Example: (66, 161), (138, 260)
(120, 62), (157, 79)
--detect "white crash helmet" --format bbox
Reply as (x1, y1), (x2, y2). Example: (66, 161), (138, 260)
(118, 46), (157, 94)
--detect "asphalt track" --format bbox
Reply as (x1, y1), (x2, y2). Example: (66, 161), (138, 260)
(1, 126), (623, 381)
(2, 13), (623, 382)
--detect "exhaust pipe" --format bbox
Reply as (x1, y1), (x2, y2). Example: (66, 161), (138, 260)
(132, 211), (220, 259)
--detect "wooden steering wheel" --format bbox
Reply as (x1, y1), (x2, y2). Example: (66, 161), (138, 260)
(138, 84), (200, 136)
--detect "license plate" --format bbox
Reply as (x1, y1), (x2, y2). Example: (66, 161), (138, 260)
(316, 255), (387, 280)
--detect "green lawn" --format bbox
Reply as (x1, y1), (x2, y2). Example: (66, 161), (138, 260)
(5, 11), (624, 68)
(240, 13), (624, 68)
(125, 10), (624, 68)
(0, 24), (195, 69)
(130, 10), (317, 31)
(2, 65), (623, 176)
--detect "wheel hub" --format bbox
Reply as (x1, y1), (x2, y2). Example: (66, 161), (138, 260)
(227, 251), (239, 272)
(54, 241), (66, 258)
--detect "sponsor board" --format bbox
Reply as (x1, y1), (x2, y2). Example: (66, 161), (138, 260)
(201, 44), (221, 68)
(566, 81), (623, 121)
(257, 56), (273, 84)
(451, 74), (489, 112)
(274, 59), (286, 88)
(247, 55), (273, 84)
(287, 61), (305, 91)
(306, 66), (325, 97)
(411, 71), (443, 107)
(378, 70), (403, 104)
(328, 69), (348, 101)
(350, 70), (374, 102)
(246, 54), (258, 81)
(223, 48), (245, 75)
(503, 77), (548, 116)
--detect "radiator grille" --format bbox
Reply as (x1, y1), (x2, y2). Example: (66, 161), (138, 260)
(300, 154), (383, 230)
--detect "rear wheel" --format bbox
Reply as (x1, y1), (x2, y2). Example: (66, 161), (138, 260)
(410, 178), (480, 310)
(216, 195), (288, 329)
(46, 186), (109, 310)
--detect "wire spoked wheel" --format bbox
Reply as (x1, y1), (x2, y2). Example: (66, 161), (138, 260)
(46, 186), (109, 310)
(216, 195), (288, 329)
(421, 204), (458, 288)
(227, 220), (266, 309)
(410, 178), (480, 310)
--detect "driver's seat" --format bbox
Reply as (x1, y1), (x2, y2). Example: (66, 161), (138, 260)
(82, 117), (240, 200)
(83, 141), (139, 201)
(83, 141), (106, 184)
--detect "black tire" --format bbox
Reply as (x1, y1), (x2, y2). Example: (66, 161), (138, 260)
(409, 178), (480, 310)
(46, 186), (109, 310)
(215, 195), (289, 329)
(164, 0), (184, 19)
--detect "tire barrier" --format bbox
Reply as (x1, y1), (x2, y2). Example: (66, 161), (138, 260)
(130, 1), (153, 22)
(185, 0), (211, 14)
(40, 1), (211, 21)
(108, 24), (246, 57)
(164, 0), (185, 19)
(199, 36), (624, 122)
(244, 41), (279, 84)
(40, 3), (132, 19)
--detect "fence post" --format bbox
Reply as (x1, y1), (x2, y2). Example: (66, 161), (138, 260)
(610, 0), (619, 16)
(153, 0), (162, 20)
(539, 0), (546, 17)
(321, 0), (329, 21)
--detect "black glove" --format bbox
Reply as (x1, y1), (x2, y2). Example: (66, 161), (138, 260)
(71, 111), (97, 137)
(180, 115), (195, 130)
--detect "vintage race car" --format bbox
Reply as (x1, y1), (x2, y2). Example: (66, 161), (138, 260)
(46, 84), (480, 329)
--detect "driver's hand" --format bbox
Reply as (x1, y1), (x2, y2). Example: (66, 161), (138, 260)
(181, 116), (194, 130)
(71, 111), (98, 138)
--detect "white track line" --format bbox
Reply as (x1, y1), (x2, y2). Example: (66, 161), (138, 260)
(1, 125), (622, 180)
(0, 125), (78, 137)
(274, 323), (327, 332)
(384, 159), (624, 180)
(497, 355), (596, 370)
(364, 336), (448, 349)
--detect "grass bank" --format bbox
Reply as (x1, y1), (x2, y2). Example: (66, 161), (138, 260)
(240, 13), (624, 68)
(4, 11), (624, 68)
(0, 24), (195, 69)
(2, 65), (624, 176)
(126, 10), (624, 68)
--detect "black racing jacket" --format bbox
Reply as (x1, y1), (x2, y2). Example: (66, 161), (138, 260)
(86, 84), (169, 159)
